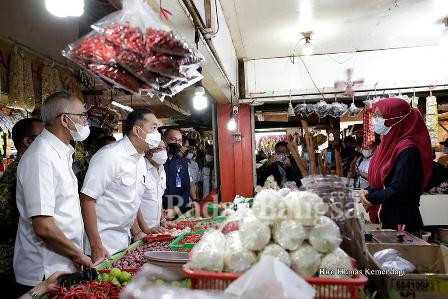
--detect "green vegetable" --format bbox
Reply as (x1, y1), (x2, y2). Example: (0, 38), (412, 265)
(111, 278), (120, 285)
(109, 268), (121, 278)
(101, 273), (109, 283)
(118, 271), (132, 283)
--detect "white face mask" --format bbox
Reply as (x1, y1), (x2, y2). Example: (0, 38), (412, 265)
(373, 117), (391, 135)
(67, 116), (90, 142)
(138, 127), (161, 149)
(205, 154), (213, 162)
(152, 150), (168, 166)
(361, 149), (373, 158)
(186, 152), (194, 160)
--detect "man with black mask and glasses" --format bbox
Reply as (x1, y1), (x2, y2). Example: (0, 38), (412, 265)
(162, 128), (191, 219)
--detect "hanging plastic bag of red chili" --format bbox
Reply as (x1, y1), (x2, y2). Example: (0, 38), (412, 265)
(62, 31), (119, 65)
(88, 63), (147, 93)
(91, 0), (170, 55)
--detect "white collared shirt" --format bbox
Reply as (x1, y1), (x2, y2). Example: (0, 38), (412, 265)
(14, 129), (83, 286)
(140, 159), (166, 227)
(81, 136), (147, 255)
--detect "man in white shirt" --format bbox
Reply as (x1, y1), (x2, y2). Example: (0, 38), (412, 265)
(14, 91), (92, 293)
(140, 147), (167, 229)
(80, 108), (161, 263)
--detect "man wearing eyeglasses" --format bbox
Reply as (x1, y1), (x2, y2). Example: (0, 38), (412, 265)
(14, 92), (93, 296)
(80, 108), (161, 264)
(0, 118), (43, 291)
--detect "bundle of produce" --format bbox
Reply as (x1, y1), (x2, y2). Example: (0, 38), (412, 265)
(63, 0), (204, 98)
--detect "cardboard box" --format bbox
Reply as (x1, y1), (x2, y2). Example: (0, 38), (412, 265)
(367, 243), (448, 299)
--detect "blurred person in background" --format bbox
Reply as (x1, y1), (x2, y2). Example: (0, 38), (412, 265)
(201, 144), (216, 198)
(424, 149), (448, 193)
(0, 118), (43, 288)
(438, 138), (448, 168)
(354, 138), (380, 189)
(257, 141), (303, 188)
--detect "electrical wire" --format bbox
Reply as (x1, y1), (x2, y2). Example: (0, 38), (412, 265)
(297, 55), (326, 101)
(208, 0), (221, 36)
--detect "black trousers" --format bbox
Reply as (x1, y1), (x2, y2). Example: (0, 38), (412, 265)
(15, 282), (33, 298)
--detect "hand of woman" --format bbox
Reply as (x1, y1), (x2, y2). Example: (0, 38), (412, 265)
(358, 189), (372, 209)
(19, 271), (69, 298)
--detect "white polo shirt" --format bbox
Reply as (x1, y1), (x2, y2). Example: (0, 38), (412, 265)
(14, 129), (83, 286)
(188, 159), (201, 184)
(140, 159), (166, 227)
(81, 136), (147, 255)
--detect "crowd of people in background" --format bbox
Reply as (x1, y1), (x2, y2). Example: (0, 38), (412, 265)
(0, 91), (216, 297)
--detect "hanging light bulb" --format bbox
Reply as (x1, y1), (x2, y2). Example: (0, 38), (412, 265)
(303, 37), (313, 56)
(193, 86), (208, 110)
(227, 117), (237, 131)
(46, 0), (84, 17)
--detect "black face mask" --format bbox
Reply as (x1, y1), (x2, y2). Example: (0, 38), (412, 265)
(167, 143), (182, 155)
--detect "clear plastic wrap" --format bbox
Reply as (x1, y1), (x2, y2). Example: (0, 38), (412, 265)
(309, 216), (342, 253)
(284, 191), (326, 226)
(190, 230), (226, 272)
(301, 175), (368, 270)
(252, 189), (287, 223)
(347, 102), (362, 116)
(88, 63), (146, 93)
(294, 103), (308, 116)
(273, 219), (306, 251)
(62, 31), (119, 65)
(314, 100), (331, 118)
(260, 243), (291, 266)
(328, 102), (347, 118)
(373, 248), (401, 264)
(382, 257), (415, 274)
(7, 46), (24, 109)
(319, 248), (354, 278)
(290, 243), (322, 277)
(224, 231), (257, 272)
(239, 213), (271, 251)
(22, 56), (35, 112)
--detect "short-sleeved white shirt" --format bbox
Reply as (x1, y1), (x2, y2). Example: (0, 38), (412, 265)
(81, 136), (147, 255)
(140, 159), (166, 227)
(14, 129), (83, 286)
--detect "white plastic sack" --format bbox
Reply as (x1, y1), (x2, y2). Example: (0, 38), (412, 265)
(273, 220), (306, 251)
(309, 216), (342, 253)
(260, 243), (291, 266)
(252, 189), (287, 222)
(290, 243), (322, 277)
(284, 191), (325, 226)
(191, 230), (226, 272)
(225, 255), (315, 299)
(239, 214), (271, 251)
(373, 248), (401, 264)
(319, 248), (353, 278)
(224, 232), (257, 272)
(382, 257), (416, 274)
(120, 286), (233, 299)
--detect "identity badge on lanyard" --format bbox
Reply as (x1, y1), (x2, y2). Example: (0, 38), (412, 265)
(176, 165), (182, 188)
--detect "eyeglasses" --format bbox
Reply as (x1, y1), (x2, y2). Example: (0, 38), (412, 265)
(168, 138), (183, 143)
(58, 113), (89, 122)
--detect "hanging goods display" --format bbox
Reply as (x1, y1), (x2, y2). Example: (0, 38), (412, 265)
(425, 90), (438, 147)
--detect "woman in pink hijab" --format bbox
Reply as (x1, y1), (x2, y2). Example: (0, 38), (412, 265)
(359, 98), (432, 236)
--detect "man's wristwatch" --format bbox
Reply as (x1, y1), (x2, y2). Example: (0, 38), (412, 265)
(27, 290), (41, 299)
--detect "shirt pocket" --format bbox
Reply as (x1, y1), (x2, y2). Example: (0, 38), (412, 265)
(120, 175), (136, 187)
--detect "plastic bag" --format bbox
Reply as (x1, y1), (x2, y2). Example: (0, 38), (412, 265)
(290, 243), (322, 277)
(225, 256), (315, 299)
(314, 100), (331, 118)
(347, 102), (362, 116)
(294, 103), (308, 116)
(191, 230), (226, 272)
(301, 175), (368, 270)
(7, 46), (24, 109)
(88, 63), (146, 93)
(252, 189), (287, 223)
(224, 231), (257, 272)
(239, 213), (271, 251)
(373, 249), (401, 264)
(319, 248), (353, 278)
(328, 102), (347, 118)
(309, 216), (342, 253)
(382, 257), (415, 274)
(260, 243), (291, 266)
(284, 191), (326, 226)
(273, 219), (306, 250)
(62, 31), (119, 65)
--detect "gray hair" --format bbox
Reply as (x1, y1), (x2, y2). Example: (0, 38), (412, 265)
(41, 91), (77, 125)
